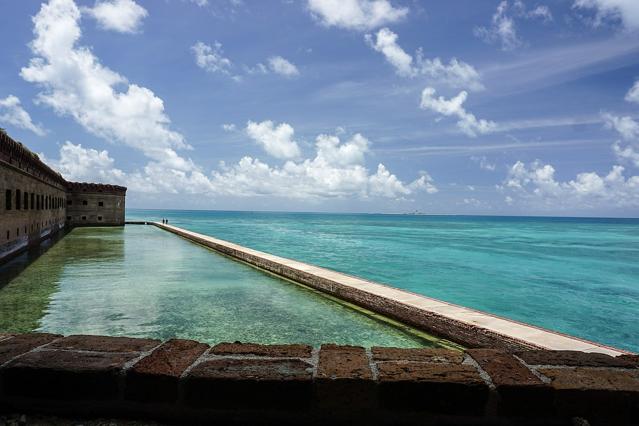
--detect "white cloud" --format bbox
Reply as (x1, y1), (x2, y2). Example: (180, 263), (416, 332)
(365, 28), (483, 90)
(0, 95), (46, 136)
(613, 142), (639, 168)
(604, 113), (639, 140)
(573, 0), (639, 31)
(471, 155), (497, 171)
(22, 0), (209, 196)
(23, 1), (432, 203)
(222, 123), (237, 132)
(193, 45), (298, 80)
(41, 141), (127, 183)
(267, 56), (300, 77)
(625, 80), (639, 103)
(604, 113), (639, 167)
(420, 87), (497, 137)
(307, 0), (408, 31)
(190, 0), (208, 6)
(192, 41), (233, 75)
(365, 28), (413, 77)
(85, 0), (147, 33)
(474, 1), (553, 51)
(246, 120), (301, 160)
(211, 132), (435, 199)
(503, 160), (639, 208)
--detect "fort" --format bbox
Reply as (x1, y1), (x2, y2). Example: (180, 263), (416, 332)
(0, 132), (637, 425)
(0, 130), (126, 263)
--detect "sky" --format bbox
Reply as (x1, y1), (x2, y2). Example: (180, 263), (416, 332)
(1, 0), (639, 216)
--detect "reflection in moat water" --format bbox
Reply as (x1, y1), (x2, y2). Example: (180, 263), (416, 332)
(0, 226), (450, 348)
(0, 230), (70, 332)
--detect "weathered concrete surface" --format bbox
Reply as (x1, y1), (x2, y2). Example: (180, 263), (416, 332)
(153, 222), (628, 356)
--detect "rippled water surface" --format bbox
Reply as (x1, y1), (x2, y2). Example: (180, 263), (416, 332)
(127, 210), (639, 352)
(0, 226), (447, 347)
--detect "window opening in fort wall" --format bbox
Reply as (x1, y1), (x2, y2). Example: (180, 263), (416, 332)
(0, 131), (127, 263)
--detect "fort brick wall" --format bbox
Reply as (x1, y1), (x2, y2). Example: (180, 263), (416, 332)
(0, 333), (637, 425)
(66, 182), (126, 226)
(0, 131), (126, 263)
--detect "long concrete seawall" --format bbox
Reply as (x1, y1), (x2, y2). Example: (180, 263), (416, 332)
(152, 222), (629, 356)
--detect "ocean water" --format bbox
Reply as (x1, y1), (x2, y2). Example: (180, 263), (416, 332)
(0, 226), (449, 348)
(127, 210), (639, 353)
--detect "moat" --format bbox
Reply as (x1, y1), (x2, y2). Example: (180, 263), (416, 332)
(0, 225), (451, 348)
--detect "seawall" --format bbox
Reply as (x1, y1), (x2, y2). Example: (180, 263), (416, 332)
(153, 222), (628, 356)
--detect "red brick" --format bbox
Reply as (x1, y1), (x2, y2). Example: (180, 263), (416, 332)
(517, 350), (634, 368)
(315, 345), (374, 409)
(1, 349), (137, 400)
(126, 339), (209, 403)
(211, 342), (312, 358)
(377, 361), (488, 415)
(540, 367), (639, 422)
(48, 335), (160, 353)
(0, 333), (61, 365)
(317, 344), (372, 380)
(467, 349), (551, 416)
(372, 347), (463, 364)
(184, 358), (313, 410)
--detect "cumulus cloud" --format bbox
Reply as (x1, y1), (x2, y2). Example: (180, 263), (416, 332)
(307, 0), (408, 31)
(211, 132), (435, 199)
(22, 0), (211, 197)
(0, 95), (46, 136)
(222, 123), (237, 132)
(365, 28), (483, 90)
(192, 41), (233, 76)
(604, 113), (639, 168)
(625, 80), (639, 103)
(503, 160), (639, 208)
(41, 141), (127, 183)
(85, 0), (148, 33)
(573, 0), (639, 30)
(25, 1), (433, 202)
(246, 120), (301, 160)
(193, 43), (298, 80)
(267, 56), (300, 77)
(474, 1), (553, 51)
(420, 87), (497, 137)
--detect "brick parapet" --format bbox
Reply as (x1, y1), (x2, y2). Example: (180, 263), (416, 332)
(0, 333), (637, 425)
(0, 132), (66, 188)
(66, 182), (127, 196)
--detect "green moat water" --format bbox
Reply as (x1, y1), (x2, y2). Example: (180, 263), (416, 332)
(0, 226), (450, 348)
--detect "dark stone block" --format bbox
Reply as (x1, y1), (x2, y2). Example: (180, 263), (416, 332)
(48, 335), (160, 353)
(540, 367), (639, 423)
(467, 349), (552, 416)
(315, 345), (374, 410)
(517, 350), (634, 368)
(211, 342), (312, 358)
(377, 361), (488, 415)
(126, 338), (208, 403)
(2, 349), (137, 400)
(618, 354), (639, 368)
(184, 358), (313, 410)
(372, 347), (463, 364)
(0, 333), (61, 365)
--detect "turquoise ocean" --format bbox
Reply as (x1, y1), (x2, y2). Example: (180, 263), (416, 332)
(127, 210), (639, 352)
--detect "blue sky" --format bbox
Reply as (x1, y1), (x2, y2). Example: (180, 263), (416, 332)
(1, 0), (639, 216)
